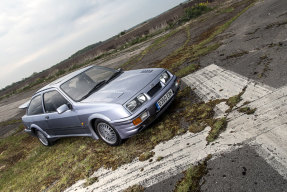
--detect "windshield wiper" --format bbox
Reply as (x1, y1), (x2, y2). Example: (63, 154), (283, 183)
(79, 80), (106, 101)
(106, 68), (122, 83)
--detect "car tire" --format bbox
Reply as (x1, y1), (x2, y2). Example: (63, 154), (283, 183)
(36, 130), (52, 146)
(94, 120), (122, 146)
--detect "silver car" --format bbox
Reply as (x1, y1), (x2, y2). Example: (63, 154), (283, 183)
(20, 65), (180, 146)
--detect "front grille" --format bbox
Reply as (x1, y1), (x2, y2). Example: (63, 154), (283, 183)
(147, 82), (162, 97)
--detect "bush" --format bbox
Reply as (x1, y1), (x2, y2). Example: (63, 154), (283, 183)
(181, 3), (212, 22)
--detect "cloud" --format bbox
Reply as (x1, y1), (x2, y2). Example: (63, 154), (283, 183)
(0, 0), (185, 89)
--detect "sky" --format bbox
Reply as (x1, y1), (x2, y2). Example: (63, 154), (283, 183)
(0, 0), (186, 89)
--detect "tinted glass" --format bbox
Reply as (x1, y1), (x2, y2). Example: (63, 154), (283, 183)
(44, 91), (68, 113)
(27, 95), (43, 115)
(61, 66), (115, 101)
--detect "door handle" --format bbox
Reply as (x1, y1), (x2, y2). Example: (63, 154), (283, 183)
(45, 116), (49, 120)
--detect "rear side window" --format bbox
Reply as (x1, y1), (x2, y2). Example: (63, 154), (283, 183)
(44, 91), (68, 113)
(27, 95), (43, 115)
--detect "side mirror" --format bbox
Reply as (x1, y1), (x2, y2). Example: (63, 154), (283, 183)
(56, 104), (70, 114)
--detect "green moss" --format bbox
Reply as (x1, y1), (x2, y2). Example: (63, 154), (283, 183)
(189, 122), (206, 133)
(206, 117), (227, 143)
(238, 107), (256, 115)
(123, 184), (145, 192)
(220, 7), (234, 13)
(174, 154), (212, 192)
(175, 63), (200, 77)
(226, 86), (247, 112)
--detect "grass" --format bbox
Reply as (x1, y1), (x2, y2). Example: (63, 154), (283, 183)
(122, 184), (145, 192)
(0, 87), (194, 192)
(181, 3), (213, 23)
(84, 177), (98, 187)
(238, 107), (257, 115)
(138, 151), (155, 161)
(219, 7), (234, 13)
(175, 63), (200, 77)
(174, 154), (212, 192)
(225, 86), (247, 112)
(206, 117), (227, 143)
(0, 119), (21, 127)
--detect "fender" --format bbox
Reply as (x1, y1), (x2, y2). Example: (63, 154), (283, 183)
(30, 124), (52, 138)
(87, 113), (112, 140)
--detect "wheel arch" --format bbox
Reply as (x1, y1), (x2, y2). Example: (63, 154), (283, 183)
(88, 114), (112, 140)
(30, 124), (48, 137)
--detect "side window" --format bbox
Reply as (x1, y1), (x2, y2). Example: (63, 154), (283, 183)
(44, 91), (68, 113)
(27, 95), (43, 115)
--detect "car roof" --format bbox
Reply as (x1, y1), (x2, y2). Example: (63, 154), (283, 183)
(35, 65), (94, 94)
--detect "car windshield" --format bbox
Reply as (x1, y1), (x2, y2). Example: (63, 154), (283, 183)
(60, 66), (118, 101)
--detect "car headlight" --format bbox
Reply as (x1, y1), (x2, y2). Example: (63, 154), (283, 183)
(126, 94), (147, 112)
(159, 72), (170, 84)
(126, 100), (137, 112)
(137, 94), (147, 103)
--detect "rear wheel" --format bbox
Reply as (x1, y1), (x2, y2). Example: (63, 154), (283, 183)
(95, 120), (122, 146)
(36, 130), (51, 146)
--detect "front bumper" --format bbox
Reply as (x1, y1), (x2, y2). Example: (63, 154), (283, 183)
(111, 76), (180, 139)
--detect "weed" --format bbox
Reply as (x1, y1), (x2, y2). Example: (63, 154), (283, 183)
(174, 154), (212, 192)
(0, 119), (21, 127)
(181, 3), (212, 23)
(84, 177), (98, 187)
(238, 107), (256, 115)
(206, 118), (227, 143)
(175, 64), (200, 77)
(220, 7), (234, 13)
(139, 151), (155, 161)
(123, 184), (145, 192)
(226, 86), (247, 112)
(156, 156), (164, 161)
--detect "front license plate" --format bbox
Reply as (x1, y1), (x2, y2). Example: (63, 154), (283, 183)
(156, 89), (173, 110)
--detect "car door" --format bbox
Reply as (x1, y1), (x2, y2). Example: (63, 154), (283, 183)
(43, 90), (89, 135)
(26, 94), (53, 135)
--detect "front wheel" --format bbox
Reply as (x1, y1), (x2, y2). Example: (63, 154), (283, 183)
(95, 120), (122, 146)
(36, 130), (52, 146)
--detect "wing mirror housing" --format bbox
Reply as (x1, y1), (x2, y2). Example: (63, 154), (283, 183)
(57, 104), (72, 114)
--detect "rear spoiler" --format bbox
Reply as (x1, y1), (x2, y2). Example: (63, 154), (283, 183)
(19, 100), (30, 109)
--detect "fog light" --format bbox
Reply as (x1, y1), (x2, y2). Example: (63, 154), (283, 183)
(175, 79), (180, 87)
(140, 111), (149, 121)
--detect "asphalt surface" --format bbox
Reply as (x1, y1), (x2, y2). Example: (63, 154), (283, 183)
(201, 0), (287, 88)
(201, 145), (287, 192)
